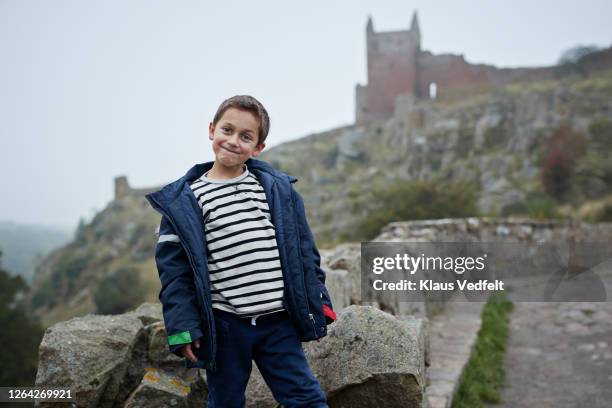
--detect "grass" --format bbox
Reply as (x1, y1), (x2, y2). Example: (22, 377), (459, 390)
(452, 295), (514, 408)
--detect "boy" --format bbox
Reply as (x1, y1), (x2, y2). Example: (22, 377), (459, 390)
(145, 95), (336, 408)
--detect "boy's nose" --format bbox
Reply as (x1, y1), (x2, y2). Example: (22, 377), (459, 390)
(226, 134), (240, 145)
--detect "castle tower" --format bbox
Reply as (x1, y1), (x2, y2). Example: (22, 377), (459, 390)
(356, 12), (422, 123)
(410, 11), (420, 51)
(114, 176), (130, 200)
(366, 14), (373, 34)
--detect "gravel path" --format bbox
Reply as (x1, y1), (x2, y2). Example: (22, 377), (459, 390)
(499, 296), (612, 407)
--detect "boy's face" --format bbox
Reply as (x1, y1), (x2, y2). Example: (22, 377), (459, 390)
(208, 107), (265, 169)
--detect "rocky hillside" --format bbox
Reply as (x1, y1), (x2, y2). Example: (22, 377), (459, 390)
(27, 69), (612, 328)
(27, 194), (161, 328)
(260, 69), (612, 244)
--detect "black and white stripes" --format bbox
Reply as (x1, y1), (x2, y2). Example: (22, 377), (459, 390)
(189, 167), (285, 318)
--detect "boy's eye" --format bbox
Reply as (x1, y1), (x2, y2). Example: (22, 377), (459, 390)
(241, 134), (253, 141)
(222, 127), (231, 133)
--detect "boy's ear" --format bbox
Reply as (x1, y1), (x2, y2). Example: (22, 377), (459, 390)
(208, 122), (215, 140)
(251, 142), (266, 157)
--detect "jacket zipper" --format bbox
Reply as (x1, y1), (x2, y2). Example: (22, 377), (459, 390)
(149, 196), (216, 370)
(308, 313), (320, 342)
(289, 187), (319, 340)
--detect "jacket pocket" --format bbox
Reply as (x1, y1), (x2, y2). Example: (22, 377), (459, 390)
(304, 266), (325, 329)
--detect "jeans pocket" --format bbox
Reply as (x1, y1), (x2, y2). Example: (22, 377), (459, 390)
(215, 315), (231, 339)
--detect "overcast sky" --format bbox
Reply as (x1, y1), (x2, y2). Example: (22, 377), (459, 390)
(1, 0), (611, 231)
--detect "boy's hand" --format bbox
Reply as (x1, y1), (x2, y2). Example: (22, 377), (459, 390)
(181, 339), (201, 362)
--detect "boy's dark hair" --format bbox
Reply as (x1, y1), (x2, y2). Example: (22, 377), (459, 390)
(212, 95), (271, 145)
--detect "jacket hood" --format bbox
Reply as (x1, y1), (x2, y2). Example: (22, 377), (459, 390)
(147, 158), (297, 206)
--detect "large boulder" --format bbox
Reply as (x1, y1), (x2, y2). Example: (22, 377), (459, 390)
(35, 305), (208, 408)
(307, 306), (426, 408)
(245, 305), (426, 408)
(245, 364), (276, 408)
(35, 314), (145, 407)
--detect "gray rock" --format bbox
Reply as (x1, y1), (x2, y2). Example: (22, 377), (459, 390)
(245, 364), (276, 408)
(474, 112), (503, 149)
(325, 269), (353, 311)
(324, 242), (362, 306)
(147, 321), (184, 367)
(577, 343), (596, 352)
(306, 305), (426, 408)
(35, 314), (145, 408)
(127, 302), (163, 326)
(123, 367), (206, 408)
(244, 306), (426, 408)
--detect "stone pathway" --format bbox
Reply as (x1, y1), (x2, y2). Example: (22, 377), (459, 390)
(498, 299), (612, 408)
(425, 301), (485, 408)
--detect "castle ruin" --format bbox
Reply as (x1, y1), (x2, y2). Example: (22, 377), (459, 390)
(114, 176), (159, 200)
(356, 11), (612, 123)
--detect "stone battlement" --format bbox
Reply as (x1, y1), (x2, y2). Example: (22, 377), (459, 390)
(114, 176), (160, 200)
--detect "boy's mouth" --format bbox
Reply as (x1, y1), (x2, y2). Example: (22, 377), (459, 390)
(221, 146), (240, 155)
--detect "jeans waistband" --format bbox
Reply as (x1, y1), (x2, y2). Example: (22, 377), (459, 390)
(212, 308), (290, 326)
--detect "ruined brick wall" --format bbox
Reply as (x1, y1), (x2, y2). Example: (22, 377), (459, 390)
(355, 14), (612, 122)
(415, 52), (558, 99)
(415, 52), (497, 98)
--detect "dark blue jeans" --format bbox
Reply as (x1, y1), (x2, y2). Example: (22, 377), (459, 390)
(205, 308), (328, 408)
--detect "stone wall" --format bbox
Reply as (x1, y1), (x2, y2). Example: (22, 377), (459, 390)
(322, 217), (612, 318)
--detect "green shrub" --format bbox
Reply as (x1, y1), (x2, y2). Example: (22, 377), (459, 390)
(30, 254), (87, 309)
(573, 150), (612, 199)
(483, 122), (508, 150)
(502, 192), (560, 219)
(588, 117), (612, 152)
(93, 267), (145, 314)
(56, 254), (88, 279)
(31, 280), (56, 309)
(352, 180), (479, 240)
(596, 202), (612, 222)
(582, 199), (612, 222)
(0, 253), (44, 386)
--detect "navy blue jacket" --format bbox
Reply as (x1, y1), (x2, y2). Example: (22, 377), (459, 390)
(145, 158), (335, 370)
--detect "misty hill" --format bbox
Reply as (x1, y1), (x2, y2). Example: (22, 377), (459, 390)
(26, 194), (162, 327)
(0, 220), (72, 281)
(27, 68), (612, 328)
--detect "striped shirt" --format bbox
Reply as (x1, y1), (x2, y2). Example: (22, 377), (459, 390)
(189, 165), (286, 318)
